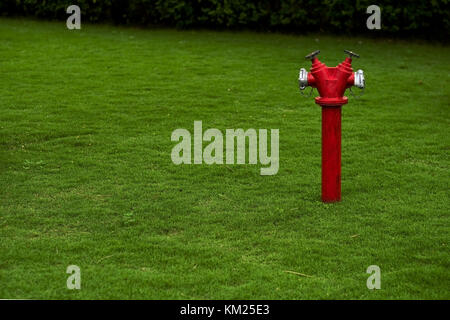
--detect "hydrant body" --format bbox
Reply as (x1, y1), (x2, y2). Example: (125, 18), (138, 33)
(321, 106), (342, 202)
(299, 50), (364, 202)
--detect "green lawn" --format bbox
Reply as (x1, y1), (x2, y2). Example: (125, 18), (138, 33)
(0, 18), (449, 299)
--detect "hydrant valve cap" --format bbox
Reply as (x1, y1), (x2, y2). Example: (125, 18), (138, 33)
(298, 68), (308, 90)
(354, 69), (365, 89)
(344, 50), (360, 58)
(305, 50), (320, 60)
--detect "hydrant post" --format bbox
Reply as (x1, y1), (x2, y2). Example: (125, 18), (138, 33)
(322, 106), (341, 202)
(298, 50), (365, 202)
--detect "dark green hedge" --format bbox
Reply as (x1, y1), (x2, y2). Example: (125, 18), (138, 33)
(1, 0), (449, 39)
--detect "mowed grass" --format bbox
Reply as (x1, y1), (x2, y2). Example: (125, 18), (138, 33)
(0, 18), (449, 299)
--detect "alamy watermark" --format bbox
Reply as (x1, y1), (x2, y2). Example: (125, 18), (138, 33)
(66, 265), (81, 290)
(66, 5), (81, 30)
(171, 121), (279, 175)
(366, 5), (381, 30)
(366, 265), (381, 289)
(66, 4), (380, 31)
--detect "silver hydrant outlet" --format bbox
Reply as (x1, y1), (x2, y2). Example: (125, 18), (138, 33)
(298, 68), (308, 90)
(354, 69), (365, 89)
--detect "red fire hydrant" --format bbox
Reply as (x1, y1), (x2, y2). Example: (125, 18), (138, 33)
(299, 50), (365, 202)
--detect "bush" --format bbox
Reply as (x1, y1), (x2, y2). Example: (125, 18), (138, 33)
(1, 0), (448, 40)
